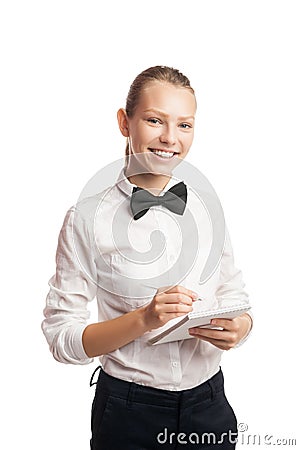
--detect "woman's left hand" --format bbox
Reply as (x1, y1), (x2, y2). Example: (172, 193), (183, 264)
(188, 313), (252, 350)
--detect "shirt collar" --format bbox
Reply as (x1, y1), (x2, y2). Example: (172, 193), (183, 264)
(115, 166), (182, 197)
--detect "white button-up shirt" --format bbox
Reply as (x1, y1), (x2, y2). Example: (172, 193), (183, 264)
(42, 166), (251, 391)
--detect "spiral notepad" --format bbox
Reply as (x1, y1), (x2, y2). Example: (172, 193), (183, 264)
(147, 303), (251, 345)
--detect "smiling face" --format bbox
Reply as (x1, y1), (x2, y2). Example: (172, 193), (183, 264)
(117, 81), (197, 190)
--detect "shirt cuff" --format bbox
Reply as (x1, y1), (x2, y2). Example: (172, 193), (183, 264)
(53, 324), (94, 365)
(71, 325), (94, 363)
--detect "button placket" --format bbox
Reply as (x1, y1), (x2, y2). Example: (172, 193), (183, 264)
(169, 342), (182, 385)
(153, 208), (174, 270)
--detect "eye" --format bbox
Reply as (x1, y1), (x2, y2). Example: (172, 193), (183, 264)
(179, 123), (192, 129)
(147, 118), (162, 125)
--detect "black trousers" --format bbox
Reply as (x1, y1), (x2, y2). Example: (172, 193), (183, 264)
(90, 367), (238, 449)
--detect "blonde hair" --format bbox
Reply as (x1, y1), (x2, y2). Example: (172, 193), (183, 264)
(124, 66), (195, 160)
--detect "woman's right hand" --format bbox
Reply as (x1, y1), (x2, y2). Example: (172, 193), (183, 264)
(140, 285), (198, 331)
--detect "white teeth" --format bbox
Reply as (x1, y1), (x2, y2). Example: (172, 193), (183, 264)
(152, 150), (175, 158)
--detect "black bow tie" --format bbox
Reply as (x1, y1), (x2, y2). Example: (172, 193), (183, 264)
(130, 181), (187, 220)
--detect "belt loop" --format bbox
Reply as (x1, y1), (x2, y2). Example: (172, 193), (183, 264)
(207, 379), (216, 401)
(126, 381), (136, 409)
(89, 365), (102, 387)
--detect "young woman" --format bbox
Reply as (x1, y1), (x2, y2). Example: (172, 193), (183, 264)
(42, 66), (253, 449)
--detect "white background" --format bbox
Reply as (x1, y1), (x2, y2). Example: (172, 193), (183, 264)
(1, 1), (299, 448)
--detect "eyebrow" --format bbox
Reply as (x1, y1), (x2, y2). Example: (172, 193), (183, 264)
(143, 108), (195, 121)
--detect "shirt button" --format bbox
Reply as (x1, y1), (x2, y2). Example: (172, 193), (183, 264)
(172, 361), (179, 368)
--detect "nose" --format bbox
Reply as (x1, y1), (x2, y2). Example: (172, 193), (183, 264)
(159, 124), (177, 146)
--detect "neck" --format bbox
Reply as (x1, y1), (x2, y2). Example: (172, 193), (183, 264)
(124, 166), (171, 195)
(129, 174), (171, 194)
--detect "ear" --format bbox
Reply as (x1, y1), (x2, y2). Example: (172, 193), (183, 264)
(117, 108), (130, 137)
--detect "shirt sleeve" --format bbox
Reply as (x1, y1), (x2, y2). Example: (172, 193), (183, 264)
(41, 205), (97, 364)
(216, 225), (253, 346)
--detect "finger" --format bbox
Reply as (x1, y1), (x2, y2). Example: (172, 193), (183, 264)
(189, 328), (238, 349)
(163, 285), (199, 301)
(163, 302), (194, 314)
(189, 328), (231, 341)
(189, 334), (231, 350)
(159, 293), (194, 306)
(210, 318), (239, 331)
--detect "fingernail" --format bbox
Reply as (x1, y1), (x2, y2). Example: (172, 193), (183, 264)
(192, 292), (198, 299)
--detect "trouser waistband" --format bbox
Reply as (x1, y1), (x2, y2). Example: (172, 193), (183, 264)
(93, 367), (224, 410)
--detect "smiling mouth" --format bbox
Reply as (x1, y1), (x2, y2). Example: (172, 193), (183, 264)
(149, 148), (178, 159)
